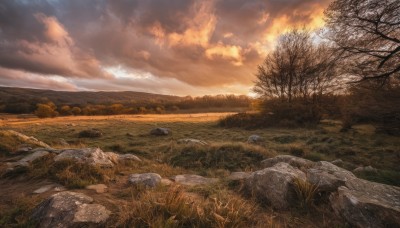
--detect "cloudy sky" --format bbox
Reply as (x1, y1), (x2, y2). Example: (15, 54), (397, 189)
(0, 0), (330, 96)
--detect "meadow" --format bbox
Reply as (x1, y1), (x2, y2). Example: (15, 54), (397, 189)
(0, 113), (399, 227)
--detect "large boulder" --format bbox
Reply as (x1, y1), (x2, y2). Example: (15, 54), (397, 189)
(172, 174), (218, 186)
(7, 150), (50, 171)
(245, 162), (306, 209)
(54, 148), (115, 167)
(31, 191), (111, 228)
(128, 173), (162, 188)
(261, 155), (314, 169)
(306, 161), (356, 192)
(330, 179), (400, 228)
(150, 128), (170, 136)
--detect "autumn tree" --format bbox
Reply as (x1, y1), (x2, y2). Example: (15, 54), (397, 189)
(325, 0), (400, 84)
(35, 102), (59, 118)
(60, 105), (72, 116)
(71, 107), (81, 115)
(254, 29), (339, 103)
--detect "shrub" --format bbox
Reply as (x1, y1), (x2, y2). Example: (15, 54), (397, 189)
(35, 103), (59, 118)
(78, 129), (103, 138)
(169, 143), (276, 171)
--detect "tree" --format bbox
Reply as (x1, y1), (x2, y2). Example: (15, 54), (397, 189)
(60, 105), (72, 116)
(325, 0), (400, 83)
(71, 107), (81, 115)
(253, 29), (339, 104)
(35, 102), (58, 118)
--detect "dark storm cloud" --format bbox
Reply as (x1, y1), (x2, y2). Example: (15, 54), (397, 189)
(0, 0), (331, 94)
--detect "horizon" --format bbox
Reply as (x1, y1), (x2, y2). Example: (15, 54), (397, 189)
(0, 0), (330, 96)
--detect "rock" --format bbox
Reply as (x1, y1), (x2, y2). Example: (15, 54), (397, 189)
(150, 127), (170, 136)
(172, 174), (218, 186)
(54, 186), (66, 192)
(177, 138), (208, 145)
(353, 166), (378, 173)
(79, 129), (103, 138)
(7, 150), (50, 171)
(2, 130), (51, 149)
(261, 155), (314, 169)
(228, 172), (252, 181)
(31, 191), (110, 228)
(306, 161), (356, 192)
(161, 178), (173, 186)
(15, 145), (33, 153)
(331, 159), (344, 166)
(119, 154), (142, 162)
(330, 180), (400, 228)
(86, 184), (108, 193)
(54, 148), (115, 167)
(128, 173), (162, 188)
(33, 185), (55, 194)
(247, 135), (263, 144)
(57, 139), (69, 146)
(105, 152), (142, 163)
(245, 162), (306, 209)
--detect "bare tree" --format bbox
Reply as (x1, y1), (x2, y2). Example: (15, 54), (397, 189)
(253, 29), (339, 104)
(324, 0), (400, 83)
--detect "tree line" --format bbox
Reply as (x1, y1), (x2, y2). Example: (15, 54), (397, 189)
(0, 94), (252, 118)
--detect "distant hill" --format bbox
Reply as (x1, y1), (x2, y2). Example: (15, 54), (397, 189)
(0, 86), (182, 105)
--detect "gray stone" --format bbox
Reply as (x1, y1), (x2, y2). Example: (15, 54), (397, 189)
(261, 155), (314, 169)
(353, 166), (378, 173)
(172, 174), (218, 186)
(7, 150), (50, 171)
(33, 185), (55, 194)
(247, 135), (263, 144)
(119, 154), (142, 162)
(54, 148), (114, 167)
(128, 173), (162, 188)
(6, 130), (51, 148)
(177, 138), (208, 145)
(31, 191), (110, 228)
(306, 161), (356, 192)
(330, 180), (400, 228)
(228, 172), (252, 181)
(245, 162), (306, 209)
(150, 127), (170, 136)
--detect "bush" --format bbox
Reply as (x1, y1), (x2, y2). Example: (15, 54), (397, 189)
(35, 103), (58, 118)
(169, 143), (276, 171)
(78, 129), (103, 138)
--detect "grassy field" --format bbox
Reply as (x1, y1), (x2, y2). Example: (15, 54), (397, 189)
(0, 113), (399, 227)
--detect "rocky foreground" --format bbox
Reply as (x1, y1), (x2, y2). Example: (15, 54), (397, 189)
(1, 130), (400, 227)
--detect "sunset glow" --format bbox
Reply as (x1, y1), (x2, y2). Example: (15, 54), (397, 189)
(0, 0), (331, 96)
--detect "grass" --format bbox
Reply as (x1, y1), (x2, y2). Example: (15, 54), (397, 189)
(169, 143), (276, 172)
(115, 185), (263, 228)
(293, 178), (318, 210)
(0, 194), (40, 227)
(0, 113), (399, 227)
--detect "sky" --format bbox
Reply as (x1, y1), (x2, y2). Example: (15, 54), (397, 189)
(0, 0), (331, 96)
